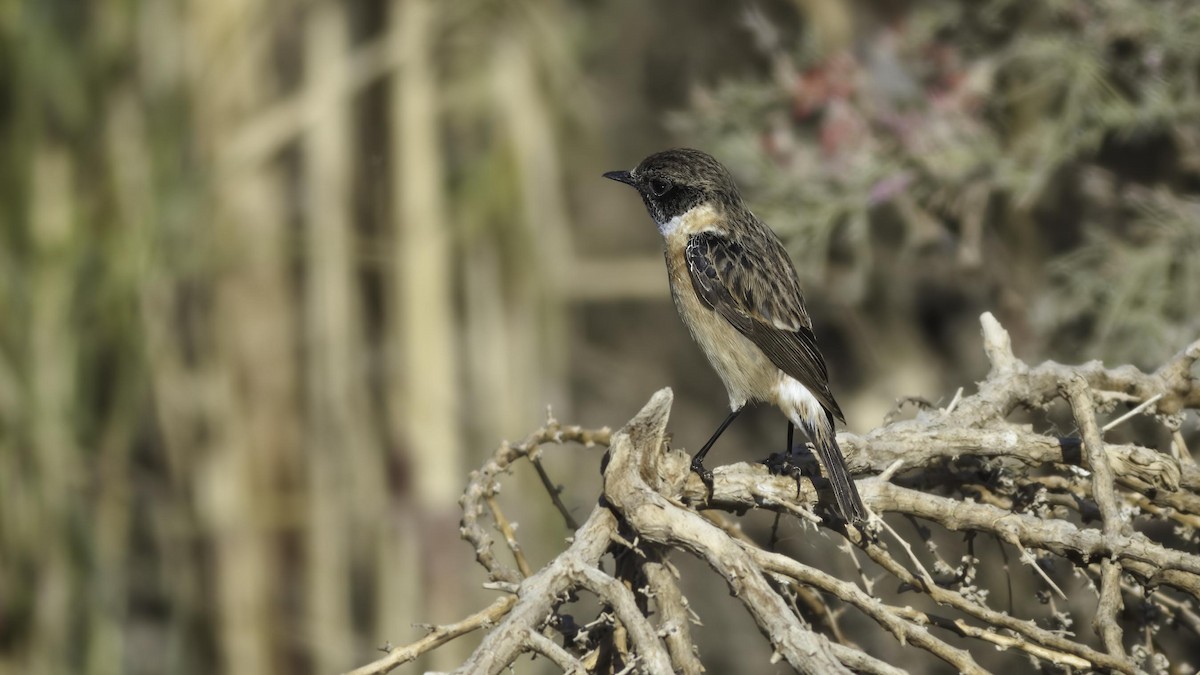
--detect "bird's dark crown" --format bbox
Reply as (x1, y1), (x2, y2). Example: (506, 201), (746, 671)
(605, 148), (743, 229)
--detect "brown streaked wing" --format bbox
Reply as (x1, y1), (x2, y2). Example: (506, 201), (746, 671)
(685, 230), (845, 422)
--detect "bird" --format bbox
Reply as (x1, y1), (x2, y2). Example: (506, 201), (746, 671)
(603, 148), (867, 525)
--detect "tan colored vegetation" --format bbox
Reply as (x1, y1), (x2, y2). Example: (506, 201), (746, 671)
(1, 0), (1198, 673)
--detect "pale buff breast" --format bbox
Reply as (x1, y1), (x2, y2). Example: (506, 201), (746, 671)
(662, 209), (781, 410)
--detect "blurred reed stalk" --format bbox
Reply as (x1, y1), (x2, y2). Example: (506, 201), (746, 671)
(2, 0), (588, 673)
(28, 145), (79, 675)
(188, 1), (284, 672)
(390, 0), (465, 669)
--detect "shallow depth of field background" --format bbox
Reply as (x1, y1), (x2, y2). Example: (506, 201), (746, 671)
(2, 0), (1199, 673)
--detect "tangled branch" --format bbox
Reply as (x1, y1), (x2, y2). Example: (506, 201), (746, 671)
(347, 313), (1200, 674)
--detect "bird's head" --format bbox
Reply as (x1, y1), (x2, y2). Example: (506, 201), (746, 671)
(604, 148), (740, 233)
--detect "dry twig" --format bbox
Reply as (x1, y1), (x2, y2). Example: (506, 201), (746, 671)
(346, 314), (1199, 674)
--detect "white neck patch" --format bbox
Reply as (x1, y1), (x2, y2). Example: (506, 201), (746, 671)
(658, 214), (685, 236)
(657, 203), (719, 238)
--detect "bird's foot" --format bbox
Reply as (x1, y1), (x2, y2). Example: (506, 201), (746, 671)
(761, 453), (812, 501)
(761, 452), (804, 478)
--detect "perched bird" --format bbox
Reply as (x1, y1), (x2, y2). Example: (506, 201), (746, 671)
(604, 148), (867, 524)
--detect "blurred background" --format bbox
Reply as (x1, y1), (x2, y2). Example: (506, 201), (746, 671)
(2, 0), (1199, 673)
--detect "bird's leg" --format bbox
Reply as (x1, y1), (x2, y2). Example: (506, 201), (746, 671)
(763, 420), (799, 476)
(786, 420), (804, 490)
(768, 421), (797, 551)
(690, 407), (743, 486)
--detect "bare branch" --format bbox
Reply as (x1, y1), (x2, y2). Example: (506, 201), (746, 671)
(1065, 376), (1133, 664)
(486, 495), (532, 578)
(641, 550), (705, 675)
(342, 595), (516, 675)
(348, 313), (1199, 673)
(525, 630), (587, 674)
(602, 389), (851, 674)
(748, 545), (986, 673)
(454, 507), (624, 674)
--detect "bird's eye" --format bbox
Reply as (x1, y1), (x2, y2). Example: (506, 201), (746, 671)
(648, 177), (671, 197)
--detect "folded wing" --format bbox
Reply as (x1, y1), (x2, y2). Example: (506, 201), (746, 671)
(685, 229), (844, 423)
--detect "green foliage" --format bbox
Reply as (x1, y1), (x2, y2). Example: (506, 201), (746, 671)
(673, 0), (1200, 366)
(1043, 187), (1200, 364)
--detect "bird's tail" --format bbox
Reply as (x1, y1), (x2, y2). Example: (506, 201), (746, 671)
(794, 413), (867, 525)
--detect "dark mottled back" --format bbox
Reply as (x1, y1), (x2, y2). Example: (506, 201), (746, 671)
(629, 148), (743, 225)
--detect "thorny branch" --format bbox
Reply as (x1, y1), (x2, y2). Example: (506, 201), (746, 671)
(346, 313), (1200, 674)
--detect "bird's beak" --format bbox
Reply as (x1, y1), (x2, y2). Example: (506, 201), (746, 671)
(603, 170), (635, 186)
